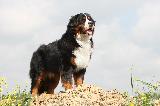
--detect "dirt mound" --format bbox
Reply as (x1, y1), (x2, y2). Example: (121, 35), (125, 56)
(31, 84), (126, 106)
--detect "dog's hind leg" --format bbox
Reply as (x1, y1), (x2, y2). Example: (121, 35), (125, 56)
(47, 71), (60, 94)
(31, 72), (44, 96)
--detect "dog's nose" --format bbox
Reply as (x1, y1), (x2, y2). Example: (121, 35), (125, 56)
(88, 21), (94, 27)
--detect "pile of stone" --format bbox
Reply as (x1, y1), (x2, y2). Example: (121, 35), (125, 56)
(154, 99), (160, 106)
(31, 84), (126, 106)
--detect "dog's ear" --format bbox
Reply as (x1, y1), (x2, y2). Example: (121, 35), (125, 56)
(68, 14), (79, 27)
(68, 16), (75, 27)
(68, 18), (74, 27)
(70, 16), (74, 19)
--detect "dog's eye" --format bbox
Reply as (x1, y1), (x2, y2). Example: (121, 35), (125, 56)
(83, 17), (86, 20)
(87, 16), (91, 20)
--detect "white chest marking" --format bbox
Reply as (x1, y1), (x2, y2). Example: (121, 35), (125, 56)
(73, 39), (92, 70)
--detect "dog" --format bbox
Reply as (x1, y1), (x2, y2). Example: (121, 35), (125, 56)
(29, 13), (95, 96)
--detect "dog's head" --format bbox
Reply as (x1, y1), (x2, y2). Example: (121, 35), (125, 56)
(67, 13), (95, 40)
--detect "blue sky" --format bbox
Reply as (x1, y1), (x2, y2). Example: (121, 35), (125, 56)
(0, 0), (160, 93)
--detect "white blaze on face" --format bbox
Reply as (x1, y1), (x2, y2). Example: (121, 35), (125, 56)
(84, 14), (90, 29)
(84, 14), (93, 35)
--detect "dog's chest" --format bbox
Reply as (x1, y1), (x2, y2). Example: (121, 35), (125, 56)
(72, 40), (92, 70)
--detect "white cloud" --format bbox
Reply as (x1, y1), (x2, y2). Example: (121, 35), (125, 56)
(129, 1), (160, 80)
(132, 1), (160, 49)
(86, 13), (160, 91)
(0, 0), (56, 36)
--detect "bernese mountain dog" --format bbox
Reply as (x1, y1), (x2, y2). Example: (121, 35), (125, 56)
(29, 13), (95, 96)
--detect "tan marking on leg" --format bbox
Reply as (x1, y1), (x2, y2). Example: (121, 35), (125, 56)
(73, 74), (84, 87)
(76, 77), (83, 86)
(31, 72), (45, 96)
(62, 81), (72, 90)
(47, 72), (60, 94)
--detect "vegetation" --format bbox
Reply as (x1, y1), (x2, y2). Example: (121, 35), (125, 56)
(0, 77), (31, 106)
(127, 66), (160, 106)
(0, 74), (160, 106)
(128, 77), (160, 106)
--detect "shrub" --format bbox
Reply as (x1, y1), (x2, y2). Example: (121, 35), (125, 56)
(0, 77), (31, 106)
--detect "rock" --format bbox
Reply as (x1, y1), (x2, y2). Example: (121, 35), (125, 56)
(154, 99), (160, 106)
(30, 84), (126, 106)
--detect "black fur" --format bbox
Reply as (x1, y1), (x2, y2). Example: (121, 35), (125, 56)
(29, 13), (95, 95)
